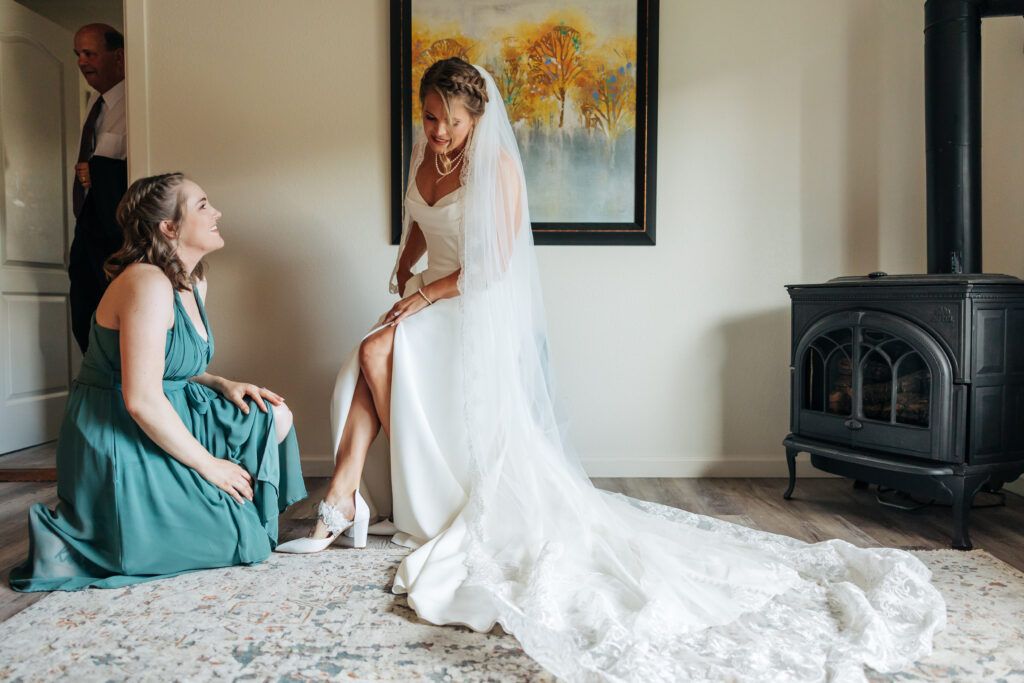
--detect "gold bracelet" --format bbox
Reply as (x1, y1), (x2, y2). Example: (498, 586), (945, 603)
(417, 288), (433, 305)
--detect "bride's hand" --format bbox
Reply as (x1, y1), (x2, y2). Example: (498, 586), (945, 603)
(219, 380), (284, 415)
(386, 292), (430, 325)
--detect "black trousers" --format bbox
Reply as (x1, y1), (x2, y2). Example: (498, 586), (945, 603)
(68, 156), (127, 353)
(69, 264), (106, 353)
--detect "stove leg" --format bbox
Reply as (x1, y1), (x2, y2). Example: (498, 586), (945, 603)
(784, 449), (798, 500)
(951, 479), (972, 551)
(950, 474), (989, 551)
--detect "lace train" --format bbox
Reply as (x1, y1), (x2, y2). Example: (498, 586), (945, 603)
(457, 492), (945, 683)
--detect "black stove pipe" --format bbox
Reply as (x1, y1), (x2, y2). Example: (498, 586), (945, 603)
(924, 0), (1024, 274)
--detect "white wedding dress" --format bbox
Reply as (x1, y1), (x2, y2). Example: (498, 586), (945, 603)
(328, 181), (944, 682)
(327, 66), (945, 682)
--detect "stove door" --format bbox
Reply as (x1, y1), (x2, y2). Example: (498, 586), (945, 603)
(793, 311), (955, 461)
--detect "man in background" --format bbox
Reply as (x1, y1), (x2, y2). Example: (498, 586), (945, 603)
(69, 23), (127, 353)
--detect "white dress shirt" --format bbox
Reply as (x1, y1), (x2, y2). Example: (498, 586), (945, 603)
(85, 78), (126, 160)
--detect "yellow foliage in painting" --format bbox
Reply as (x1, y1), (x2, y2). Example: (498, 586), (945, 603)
(410, 13), (636, 140)
(524, 22), (592, 128)
(495, 37), (535, 124)
(571, 37), (636, 140)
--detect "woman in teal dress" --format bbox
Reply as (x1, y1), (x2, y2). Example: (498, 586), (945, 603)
(10, 172), (307, 592)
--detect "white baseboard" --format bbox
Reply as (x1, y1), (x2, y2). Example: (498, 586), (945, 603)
(577, 456), (832, 478)
(299, 454), (832, 479)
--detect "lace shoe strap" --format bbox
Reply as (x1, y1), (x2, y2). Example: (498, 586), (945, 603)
(317, 500), (352, 535)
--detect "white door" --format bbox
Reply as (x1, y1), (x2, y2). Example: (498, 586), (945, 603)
(0, 0), (79, 453)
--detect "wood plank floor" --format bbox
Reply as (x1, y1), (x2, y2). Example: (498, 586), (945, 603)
(2, 475), (1022, 623)
(0, 442), (57, 469)
(0, 442), (58, 482)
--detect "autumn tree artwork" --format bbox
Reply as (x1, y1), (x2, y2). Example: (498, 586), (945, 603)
(409, 1), (639, 223)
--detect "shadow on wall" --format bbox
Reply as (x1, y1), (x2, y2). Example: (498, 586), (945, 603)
(840, 0), (881, 278)
(719, 306), (791, 469)
(799, 0), (882, 282)
(200, 236), (318, 392)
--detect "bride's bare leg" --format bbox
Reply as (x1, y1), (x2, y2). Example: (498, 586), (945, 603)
(309, 374), (379, 539)
(306, 326), (394, 540)
(358, 325), (396, 439)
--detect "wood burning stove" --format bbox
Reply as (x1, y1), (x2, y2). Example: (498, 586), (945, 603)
(783, 0), (1024, 550)
(784, 274), (1024, 549)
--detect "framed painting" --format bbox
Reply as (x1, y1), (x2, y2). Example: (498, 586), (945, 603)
(390, 0), (658, 245)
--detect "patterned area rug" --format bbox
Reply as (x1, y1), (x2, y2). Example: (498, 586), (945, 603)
(0, 548), (1022, 681)
(870, 550), (1024, 683)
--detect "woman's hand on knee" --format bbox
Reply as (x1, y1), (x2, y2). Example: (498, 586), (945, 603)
(385, 292), (430, 325)
(219, 380), (284, 414)
(198, 456), (253, 504)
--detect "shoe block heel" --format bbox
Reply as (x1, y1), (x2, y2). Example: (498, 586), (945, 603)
(346, 518), (369, 548)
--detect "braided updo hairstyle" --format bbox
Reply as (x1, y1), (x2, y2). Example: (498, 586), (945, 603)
(419, 58), (488, 150)
(104, 172), (204, 290)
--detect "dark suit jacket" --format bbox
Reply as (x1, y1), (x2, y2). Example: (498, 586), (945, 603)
(69, 156), (128, 350)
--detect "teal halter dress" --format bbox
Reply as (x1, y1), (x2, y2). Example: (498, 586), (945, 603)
(10, 289), (307, 592)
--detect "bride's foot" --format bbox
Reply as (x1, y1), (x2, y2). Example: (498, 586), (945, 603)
(275, 491), (369, 553)
(309, 495), (356, 540)
(308, 518), (332, 540)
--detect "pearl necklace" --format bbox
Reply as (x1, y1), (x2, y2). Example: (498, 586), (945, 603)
(434, 147), (466, 180)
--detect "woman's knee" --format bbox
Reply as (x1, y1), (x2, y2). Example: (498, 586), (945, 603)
(358, 331), (393, 376)
(272, 402), (293, 443)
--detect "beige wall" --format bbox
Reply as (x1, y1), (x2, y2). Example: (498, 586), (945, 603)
(124, 0), (1024, 477)
(983, 17), (1024, 495)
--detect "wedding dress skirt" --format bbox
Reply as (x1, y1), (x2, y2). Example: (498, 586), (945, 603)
(328, 183), (945, 681)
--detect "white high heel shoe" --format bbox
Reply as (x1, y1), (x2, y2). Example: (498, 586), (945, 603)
(275, 490), (370, 553)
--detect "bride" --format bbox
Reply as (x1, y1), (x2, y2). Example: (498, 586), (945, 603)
(279, 58), (945, 681)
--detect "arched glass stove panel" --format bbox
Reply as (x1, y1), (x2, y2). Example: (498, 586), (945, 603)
(793, 310), (952, 460)
(802, 328), (853, 416)
(861, 328), (930, 427)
